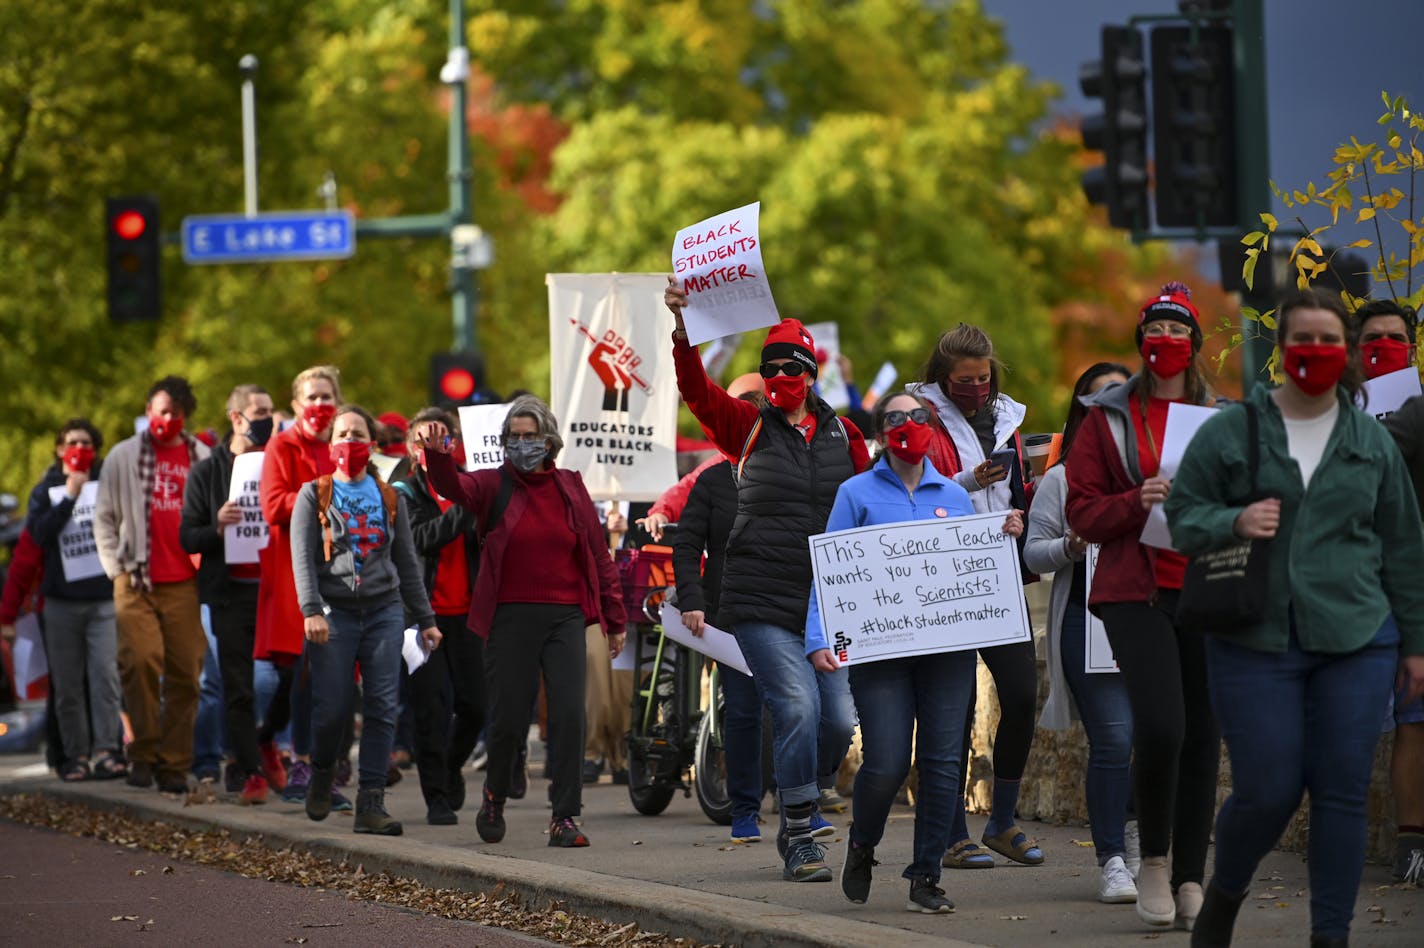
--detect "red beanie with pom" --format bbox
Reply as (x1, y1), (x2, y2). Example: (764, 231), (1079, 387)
(1136, 281), (1202, 350)
(762, 319), (818, 376)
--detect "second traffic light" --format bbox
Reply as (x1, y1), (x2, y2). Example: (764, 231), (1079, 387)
(106, 195), (161, 322)
(1080, 25), (1149, 231)
(430, 350), (493, 407)
(1151, 25), (1237, 228)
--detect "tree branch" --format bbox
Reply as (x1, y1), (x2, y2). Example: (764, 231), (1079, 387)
(1361, 163), (1401, 300)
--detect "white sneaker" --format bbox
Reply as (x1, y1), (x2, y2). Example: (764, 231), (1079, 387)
(1123, 820), (1141, 880)
(1099, 855), (1138, 904)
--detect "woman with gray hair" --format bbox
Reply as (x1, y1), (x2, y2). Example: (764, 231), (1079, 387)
(418, 394), (627, 848)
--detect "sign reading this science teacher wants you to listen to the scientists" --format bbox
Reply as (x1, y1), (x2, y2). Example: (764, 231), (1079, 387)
(809, 511), (1031, 666)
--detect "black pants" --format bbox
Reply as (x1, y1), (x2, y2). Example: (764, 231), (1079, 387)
(411, 612), (487, 805)
(210, 581), (261, 777)
(955, 637), (1039, 806)
(1100, 590), (1220, 889)
(483, 603), (585, 819)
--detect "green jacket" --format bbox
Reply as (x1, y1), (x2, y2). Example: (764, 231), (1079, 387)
(1166, 384), (1424, 656)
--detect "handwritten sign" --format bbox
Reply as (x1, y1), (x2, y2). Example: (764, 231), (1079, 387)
(458, 403), (512, 471)
(808, 511), (1031, 666)
(1083, 545), (1118, 673)
(672, 202), (779, 346)
(1140, 402), (1217, 551)
(1362, 367), (1422, 421)
(225, 452), (269, 564)
(46, 481), (103, 583)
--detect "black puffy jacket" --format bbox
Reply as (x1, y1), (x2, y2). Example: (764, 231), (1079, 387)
(672, 460), (736, 626)
(393, 467), (480, 604)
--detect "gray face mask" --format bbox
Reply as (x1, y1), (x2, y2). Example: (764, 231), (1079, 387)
(506, 439), (548, 472)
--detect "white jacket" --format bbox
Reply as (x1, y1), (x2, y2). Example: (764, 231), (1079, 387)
(908, 382), (1027, 514)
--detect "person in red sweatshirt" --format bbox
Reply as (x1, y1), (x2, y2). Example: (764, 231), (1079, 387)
(417, 394), (627, 849)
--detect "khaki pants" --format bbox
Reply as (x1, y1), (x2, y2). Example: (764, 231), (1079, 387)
(114, 577), (204, 777)
(584, 625), (632, 771)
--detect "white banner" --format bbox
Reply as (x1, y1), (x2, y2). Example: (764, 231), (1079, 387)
(225, 452), (269, 564)
(671, 202), (779, 345)
(547, 273), (679, 501)
(47, 481), (103, 583)
(1083, 544), (1118, 674)
(806, 321), (848, 411)
(1362, 366), (1423, 421)
(458, 403), (512, 471)
(808, 511), (1031, 666)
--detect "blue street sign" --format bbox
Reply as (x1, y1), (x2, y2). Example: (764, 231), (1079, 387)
(181, 210), (356, 264)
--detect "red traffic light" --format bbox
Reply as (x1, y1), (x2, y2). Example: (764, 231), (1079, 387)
(114, 210), (147, 240)
(439, 367), (476, 401)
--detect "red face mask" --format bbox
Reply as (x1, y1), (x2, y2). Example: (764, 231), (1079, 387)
(1360, 338), (1413, 379)
(1282, 343), (1348, 396)
(63, 444), (96, 473)
(1140, 335), (1194, 380)
(948, 380), (991, 414)
(302, 403), (337, 433)
(149, 414), (184, 441)
(765, 374), (808, 411)
(331, 440), (372, 476)
(884, 420), (933, 465)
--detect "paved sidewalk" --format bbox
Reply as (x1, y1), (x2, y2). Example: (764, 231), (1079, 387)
(1, 753), (1418, 947)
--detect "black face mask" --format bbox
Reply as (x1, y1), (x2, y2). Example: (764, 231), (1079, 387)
(243, 415), (275, 447)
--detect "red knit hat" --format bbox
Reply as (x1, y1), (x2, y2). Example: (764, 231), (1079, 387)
(1136, 281), (1202, 350)
(377, 411), (409, 437)
(762, 318), (818, 376)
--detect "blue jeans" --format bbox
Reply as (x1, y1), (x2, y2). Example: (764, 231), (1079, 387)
(1207, 617), (1399, 939)
(719, 662), (765, 821)
(308, 601), (404, 790)
(849, 650), (976, 881)
(1060, 602), (1134, 864)
(732, 621), (855, 807)
(192, 607), (225, 776)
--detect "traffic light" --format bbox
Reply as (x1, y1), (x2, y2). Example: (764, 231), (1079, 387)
(106, 195), (161, 322)
(429, 350), (487, 407)
(1080, 26), (1150, 231)
(1151, 26), (1237, 228)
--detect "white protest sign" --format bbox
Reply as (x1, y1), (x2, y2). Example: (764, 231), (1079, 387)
(369, 453), (401, 483)
(1140, 402), (1217, 551)
(224, 452), (269, 564)
(672, 202), (779, 345)
(659, 601), (752, 677)
(46, 481), (103, 583)
(806, 321), (848, 410)
(458, 403), (512, 471)
(1083, 545), (1118, 674)
(548, 273), (679, 501)
(808, 511), (1031, 666)
(13, 612), (47, 699)
(1362, 367), (1422, 421)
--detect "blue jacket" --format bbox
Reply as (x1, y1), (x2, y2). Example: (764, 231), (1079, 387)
(805, 454), (974, 655)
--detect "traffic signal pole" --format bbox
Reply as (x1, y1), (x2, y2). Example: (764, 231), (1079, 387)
(1232, 0), (1272, 389)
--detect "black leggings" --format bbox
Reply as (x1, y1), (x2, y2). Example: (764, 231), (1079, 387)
(955, 638), (1039, 797)
(1100, 590), (1220, 889)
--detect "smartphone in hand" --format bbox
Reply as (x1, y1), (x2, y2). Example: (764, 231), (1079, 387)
(988, 447), (1017, 473)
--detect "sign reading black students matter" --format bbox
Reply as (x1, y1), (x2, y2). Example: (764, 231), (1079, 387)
(808, 511), (1031, 666)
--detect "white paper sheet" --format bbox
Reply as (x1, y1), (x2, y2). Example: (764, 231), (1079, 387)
(1140, 403), (1218, 551)
(402, 626), (430, 674)
(659, 602), (752, 677)
(1362, 366), (1423, 421)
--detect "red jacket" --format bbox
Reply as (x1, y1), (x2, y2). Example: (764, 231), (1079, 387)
(255, 425), (334, 661)
(0, 528), (44, 625)
(424, 451), (627, 640)
(649, 455), (720, 522)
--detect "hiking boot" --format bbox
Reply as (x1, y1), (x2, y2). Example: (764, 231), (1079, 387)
(126, 761), (155, 789)
(818, 787), (848, 814)
(306, 766), (334, 821)
(548, 816), (590, 848)
(842, 837), (877, 904)
(730, 815), (762, 843)
(476, 788), (506, 843)
(281, 760), (311, 803)
(258, 743), (287, 791)
(238, 774), (268, 806)
(906, 876), (954, 914)
(782, 834), (832, 882)
(427, 797), (458, 826)
(1099, 855), (1138, 904)
(353, 788), (403, 836)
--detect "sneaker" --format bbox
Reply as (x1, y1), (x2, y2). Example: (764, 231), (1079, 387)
(1123, 819), (1141, 879)
(427, 798), (458, 826)
(782, 834), (832, 882)
(810, 812), (836, 838)
(334, 756), (353, 788)
(471, 739), (488, 772)
(476, 789), (506, 843)
(582, 757), (604, 784)
(842, 838), (877, 904)
(549, 816), (591, 848)
(281, 760), (311, 803)
(224, 761), (245, 794)
(239, 774), (268, 806)
(1099, 855), (1138, 904)
(126, 761), (155, 789)
(730, 815), (762, 843)
(906, 876), (955, 914)
(818, 787), (848, 814)
(258, 743), (287, 792)
(330, 788), (353, 812)
(1393, 834), (1424, 884)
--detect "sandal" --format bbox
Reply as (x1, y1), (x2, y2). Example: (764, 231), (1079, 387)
(60, 760), (91, 782)
(942, 838), (996, 869)
(982, 825), (1045, 866)
(92, 753), (128, 780)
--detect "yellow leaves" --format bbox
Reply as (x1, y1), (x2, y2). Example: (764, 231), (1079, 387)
(1260, 212), (1278, 232)
(1243, 247), (1260, 290)
(1241, 231), (1267, 247)
(1259, 311), (1278, 330)
(1345, 238), (1374, 248)
(1359, 207), (1377, 222)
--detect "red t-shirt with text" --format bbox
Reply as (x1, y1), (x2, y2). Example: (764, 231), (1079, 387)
(149, 442), (196, 583)
(430, 495), (473, 616)
(1129, 392), (1187, 590)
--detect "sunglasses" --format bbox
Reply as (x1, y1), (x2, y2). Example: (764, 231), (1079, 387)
(759, 361), (808, 378)
(884, 408), (931, 428)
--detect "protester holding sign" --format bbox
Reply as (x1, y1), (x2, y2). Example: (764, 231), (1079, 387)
(178, 384), (277, 805)
(1169, 290), (1424, 947)
(664, 277), (867, 885)
(806, 390), (1022, 913)
(907, 323), (1042, 871)
(1065, 284), (1220, 930)
(1023, 363), (1138, 905)
(25, 419), (123, 782)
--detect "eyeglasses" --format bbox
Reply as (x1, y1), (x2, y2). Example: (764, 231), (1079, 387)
(883, 408), (931, 429)
(759, 361), (808, 378)
(63, 438), (94, 447)
(505, 432), (545, 444)
(1143, 321), (1194, 339)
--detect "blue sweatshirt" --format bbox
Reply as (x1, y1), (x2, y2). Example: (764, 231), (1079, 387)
(805, 454), (975, 655)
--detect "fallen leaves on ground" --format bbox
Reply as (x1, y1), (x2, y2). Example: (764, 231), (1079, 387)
(1, 794), (716, 948)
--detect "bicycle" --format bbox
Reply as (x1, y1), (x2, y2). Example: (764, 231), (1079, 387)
(692, 660), (775, 825)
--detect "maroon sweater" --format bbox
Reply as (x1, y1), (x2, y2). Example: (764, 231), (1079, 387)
(497, 466), (581, 605)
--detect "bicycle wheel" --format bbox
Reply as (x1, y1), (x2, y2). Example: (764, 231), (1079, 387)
(694, 694), (734, 825)
(624, 645), (678, 816)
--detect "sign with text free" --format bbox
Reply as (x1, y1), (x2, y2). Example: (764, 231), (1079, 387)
(809, 511), (1031, 666)
(225, 452), (269, 564)
(182, 210), (355, 264)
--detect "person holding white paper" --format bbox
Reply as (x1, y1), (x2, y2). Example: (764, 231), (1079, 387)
(1023, 363), (1138, 905)
(809, 391), (1022, 914)
(1065, 283), (1220, 930)
(25, 419), (123, 782)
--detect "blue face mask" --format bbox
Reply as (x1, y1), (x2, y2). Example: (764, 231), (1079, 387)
(242, 414), (274, 446)
(505, 438), (548, 472)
